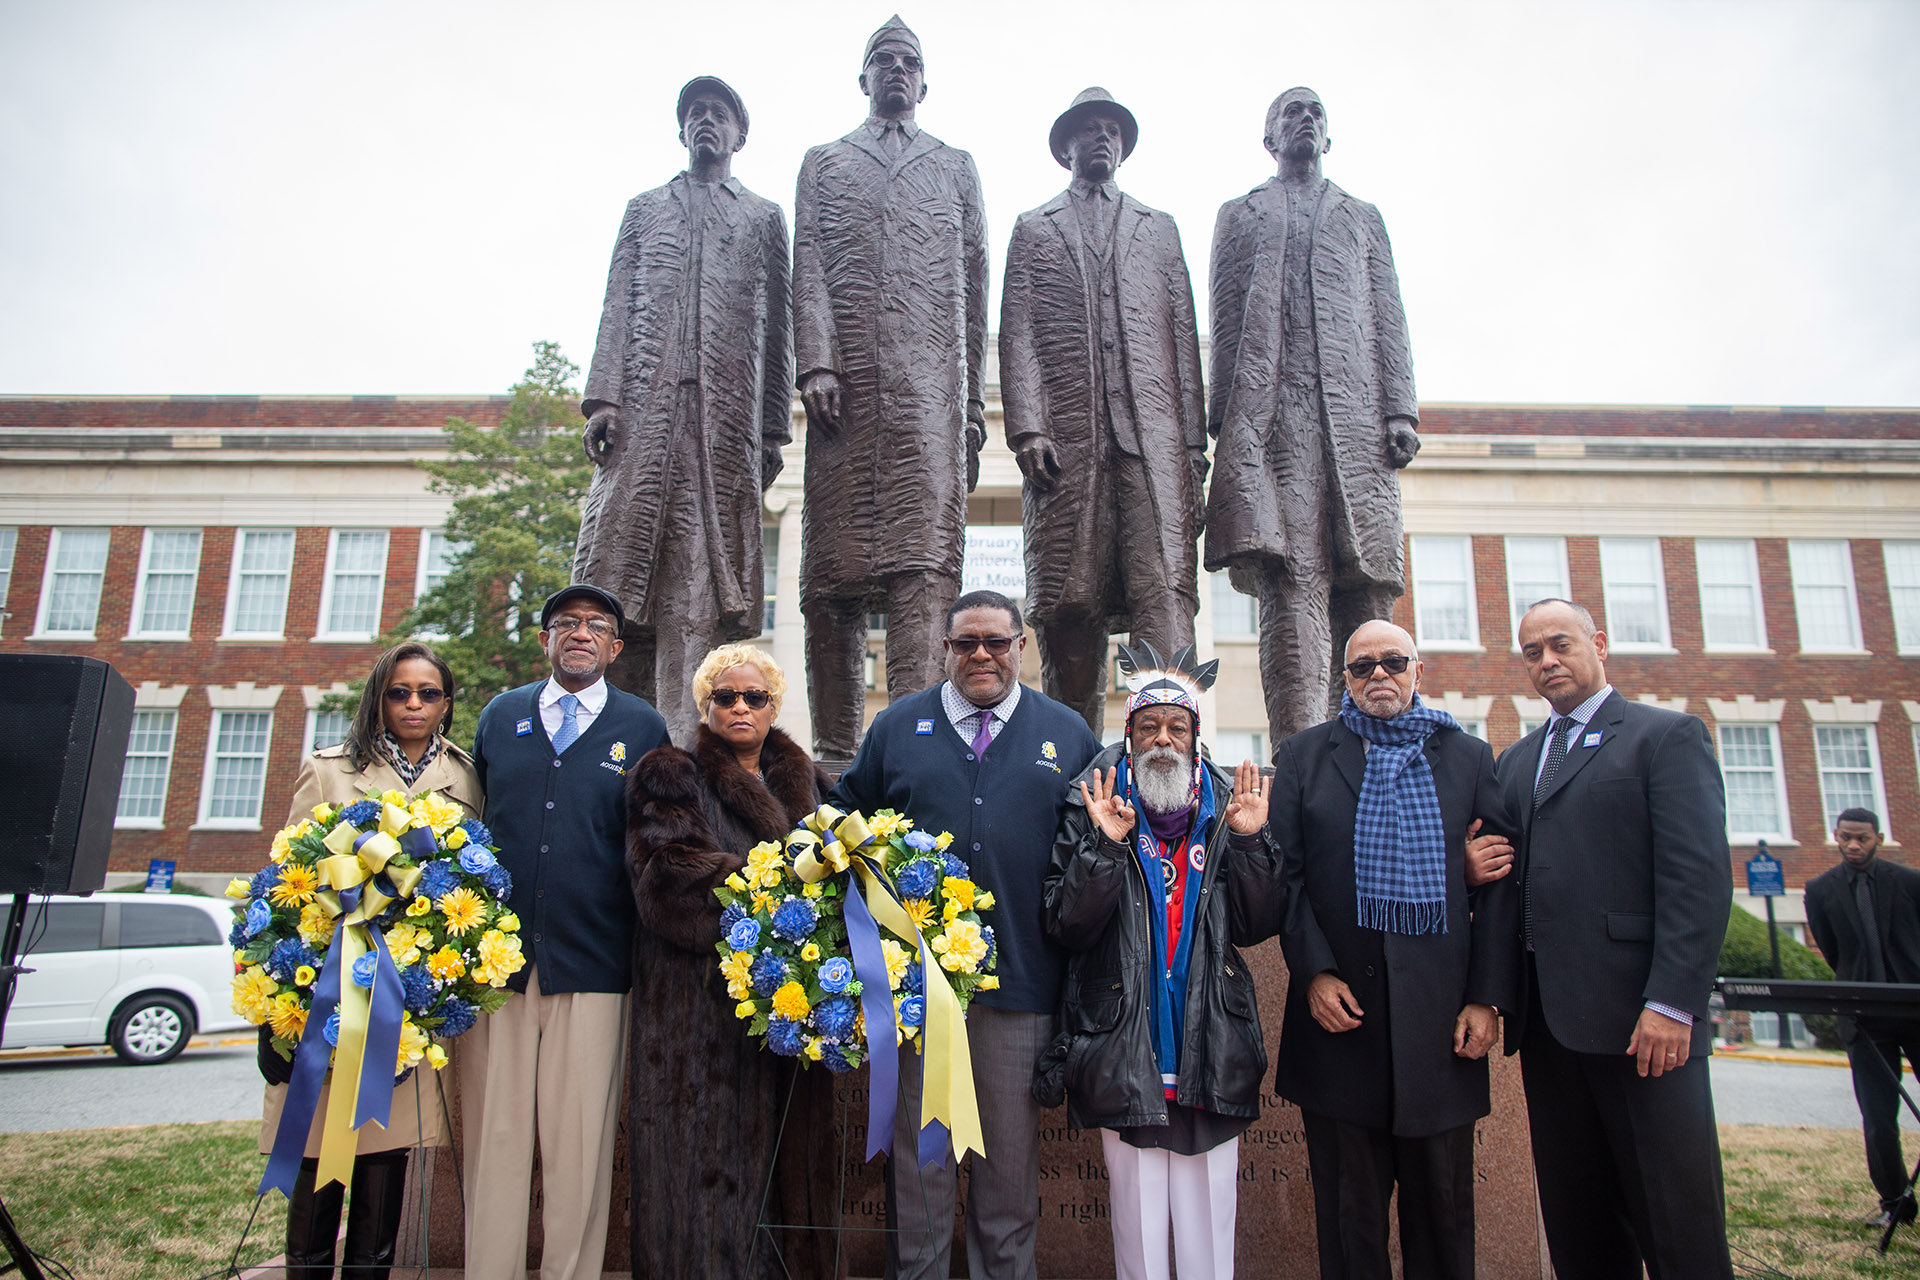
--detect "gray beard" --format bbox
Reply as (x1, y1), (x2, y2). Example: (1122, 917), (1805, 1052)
(1134, 745), (1192, 815)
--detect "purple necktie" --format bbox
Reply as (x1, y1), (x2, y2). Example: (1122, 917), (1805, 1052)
(969, 710), (994, 758)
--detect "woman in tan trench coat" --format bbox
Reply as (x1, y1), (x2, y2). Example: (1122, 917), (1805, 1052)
(259, 641), (483, 1279)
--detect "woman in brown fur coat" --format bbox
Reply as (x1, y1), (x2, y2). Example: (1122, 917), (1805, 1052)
(625, 643), (838, 1278)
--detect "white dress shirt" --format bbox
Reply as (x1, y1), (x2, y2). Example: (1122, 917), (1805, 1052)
(539, 676), (608, 746)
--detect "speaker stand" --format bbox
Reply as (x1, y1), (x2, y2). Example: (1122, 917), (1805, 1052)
(0, 895), (49, 1280)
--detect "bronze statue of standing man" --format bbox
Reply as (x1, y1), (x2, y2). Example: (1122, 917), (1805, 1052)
(794, 15), (991, 761)
(1204, 87), (1420, 745)
(574, 76), (793, 743)
(1000, 87), (1206, 737)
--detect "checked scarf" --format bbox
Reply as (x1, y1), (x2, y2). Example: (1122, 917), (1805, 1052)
(1336, 691), (1459, 936)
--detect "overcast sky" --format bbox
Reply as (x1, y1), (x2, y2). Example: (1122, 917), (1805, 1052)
(2, 0), (1915, 407)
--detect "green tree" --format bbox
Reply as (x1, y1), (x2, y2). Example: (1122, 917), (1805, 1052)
(337, 342), (591, 745)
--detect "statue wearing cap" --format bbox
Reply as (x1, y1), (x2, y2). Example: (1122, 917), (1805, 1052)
(1000, 87), (1206, 737)
(793, 14), (990, 761)
(574, 74), (793, 743)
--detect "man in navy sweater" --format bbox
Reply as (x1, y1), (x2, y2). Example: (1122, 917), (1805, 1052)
(831, 589), (1101, 1280)
(460, 584), (670, 1280)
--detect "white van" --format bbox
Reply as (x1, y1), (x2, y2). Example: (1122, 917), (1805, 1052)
(2, 893), (248, 1064)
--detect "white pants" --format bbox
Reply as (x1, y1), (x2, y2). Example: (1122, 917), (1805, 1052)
(1101, 1130), (1239, 1280)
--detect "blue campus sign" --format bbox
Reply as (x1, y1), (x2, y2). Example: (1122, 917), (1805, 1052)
(144, 860), (176, 893)
(1745, 853), (1784, 898)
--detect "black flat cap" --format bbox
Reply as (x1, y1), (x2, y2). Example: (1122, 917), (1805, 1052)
(541, 584), (625, 634)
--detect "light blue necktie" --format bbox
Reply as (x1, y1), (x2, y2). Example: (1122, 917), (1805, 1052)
(552, 693), (581, 753)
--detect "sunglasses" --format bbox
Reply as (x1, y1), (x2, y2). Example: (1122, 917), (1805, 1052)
(385, 686), (446, 704)
(709, 689), (773, 710)
(945, 635), (1017, 656)
(1344, 655), (1412, 679)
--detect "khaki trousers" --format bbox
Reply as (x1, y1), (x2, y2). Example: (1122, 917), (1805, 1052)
(460, 964), (628, 1280)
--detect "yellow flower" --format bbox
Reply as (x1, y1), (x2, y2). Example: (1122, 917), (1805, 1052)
(267, 992), (307, 1041)
(941, 877), (975, 911)
(298, 903), (333, 946)
(385, 922), (423, 967)
(446, 827), (469, 851)
(932, 919), (988, 973)
(979, 975), (1000, 990)
(903, 898), (934, 932)
(867, 812), (901, 839)
(720, 951), (754, 999)
(292, 819), (313, 840)
(410, 791), (464, 834)
(882, 939), (912, 990)
(233, 949), (247, 966)
(425, 1044), (449, 1070)
(269, 827), (295, 864)
(225, 878), (250, 900)
(736, 999), (758, 1021)
(439, 887), (485, 936)
(804, 1038), (825, 1061)
(476, 930), (524, 986)
(771, 980), (812, 1020)
(934, 831), (954, 851)
(396, 1018), (431, 1072)
(750, 889), (779, 917)
(942, 898), (961, 924)
(800, 942), (822, 962)
(381, 789), (408, 808)
(269, 862), (320, 908)
(427, 946), (466, 981)
(745, 843), (786, 891)
(230, 967), (279, 1024)
(975, 891), (995, 912)
(725, 872), (748, 892)
(406, 895), (433, 918)
(311, 802), (335, 823)
(801, 882), (823, 899)
(294, 964), (318, 987)
(497, 911), (520, 933)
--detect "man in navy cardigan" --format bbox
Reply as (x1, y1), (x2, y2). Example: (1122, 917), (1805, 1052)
(831, 589), (1101, 1280)
(460, 584), (669, 1280)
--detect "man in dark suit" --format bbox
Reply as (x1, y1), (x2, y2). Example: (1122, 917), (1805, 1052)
(1487, 598), (1734, 1278)
(1235, 620), (1520, 1279)
(1804, 807), (1920, 1228)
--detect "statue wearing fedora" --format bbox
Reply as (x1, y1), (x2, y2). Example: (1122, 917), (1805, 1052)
(1000, 87), (1206, 738)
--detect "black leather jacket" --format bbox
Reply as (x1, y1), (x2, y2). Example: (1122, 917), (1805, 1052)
(1034, 744), (1271, 1129)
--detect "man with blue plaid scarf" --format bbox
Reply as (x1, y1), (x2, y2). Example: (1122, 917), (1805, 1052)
(1233, 620), (1521, 1280)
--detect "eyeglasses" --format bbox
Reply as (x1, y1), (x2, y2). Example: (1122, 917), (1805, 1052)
(709, 689), (772, 710)
(945, 635), (1017, 656)
(1344, 655), (1413, 679)
(385, 686), (446, 704)
(547, 616), (617, 638)
(866, 51), (923, 72)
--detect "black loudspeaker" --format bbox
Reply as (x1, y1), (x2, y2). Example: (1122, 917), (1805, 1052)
(0, 655), (135, 895)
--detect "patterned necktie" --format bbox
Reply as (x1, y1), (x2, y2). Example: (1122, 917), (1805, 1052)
(553, 692), (581, 754)
(969, 709), (994, 759)
(1533, 716), (1577, 812)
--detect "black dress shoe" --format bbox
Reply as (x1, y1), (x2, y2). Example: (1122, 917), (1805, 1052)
(1863, 1209), (1894, 1229)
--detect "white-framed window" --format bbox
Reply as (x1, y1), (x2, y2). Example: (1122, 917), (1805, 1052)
(1517, 717), (1546, 738)
(224, 529), (296, 638)
(1210, 569), (1258, 640)
(1410, 536), (1478, 649)
(1458, 720), (1488, 741)
(1717, 722), (1792, 842)
(114, 710), (178, 828)
(1598, 538), (1671, 650)
(33, 527), (112, 638)
(1211, 730), (1268, 768)
(1788, 539), (1863, 653)
(1695, 539), (1768, 651)
(763, 525), (779, 633)
(1504, 536), (1569, 644)
(1884, 541), (1920, 655)
(316, 530), (389, 640)
(0, 526), (16, 636)
(127, 528), (202, 640)
(414, 529), (458, 603)
(305, 707), (351, 756)
(197, 709), (274, 829)
(1813, 724), (1888, 836)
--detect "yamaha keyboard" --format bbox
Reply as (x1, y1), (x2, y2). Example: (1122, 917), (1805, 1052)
(1716, 976), (1920, 1020)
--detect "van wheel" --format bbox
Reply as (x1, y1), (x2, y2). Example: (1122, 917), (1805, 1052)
(110, 995), (195, 1064)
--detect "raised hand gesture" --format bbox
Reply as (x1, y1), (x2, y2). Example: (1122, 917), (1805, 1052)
(1079, 767), (1136, 843)
(1225, 760), (1269, 834)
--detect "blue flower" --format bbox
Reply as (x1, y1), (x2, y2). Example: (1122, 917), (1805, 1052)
(902, 962), (923, 995)
(817, 956), (854, 994)
(244, 899), (273, 938)
(248, 865), (281, 900)
(460, 818), (494, 848)
(399, 964), (436, 1015)
(942, 853), (970, 881)
(893, 859), (938, 899)
(393, 1066), (414, 1088)
(767, 1016), (806, 1057)
(749, 950), (788, 997)
(437, 996), (476, 1038)
(265, 938), (318, 984)
(416, 861), (461, 902)
(980, 925), (996, 969)
(770, 896), (819, 944)
(458, 846), (497, 875)
(351, 953), (379, 989)
(339, 800), (381, 828)
(812, 994), (858, 1040)
(228, 915), (251, 948)
(727, 917), (762, 952)
(481, 864), (514, 900)
(904, 830), (938, 852)
(322, 1010), (342, 1046)
(719, 904), (747, 935)
(899, 995), (925, 1028)
(822, 1043), (859, 1073)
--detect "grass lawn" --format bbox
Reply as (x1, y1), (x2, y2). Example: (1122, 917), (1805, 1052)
(1, 1120), (1916, 1277)
(0, 1120), (285, 1280)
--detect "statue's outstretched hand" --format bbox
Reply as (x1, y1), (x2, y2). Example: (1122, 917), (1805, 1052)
(801, 371), (843, 436)
(583, 408), (619, 465)
(1080, 767), (1136, 844)
(1015, 439), (1062, 494)
(1386, 416), (1421, 468)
